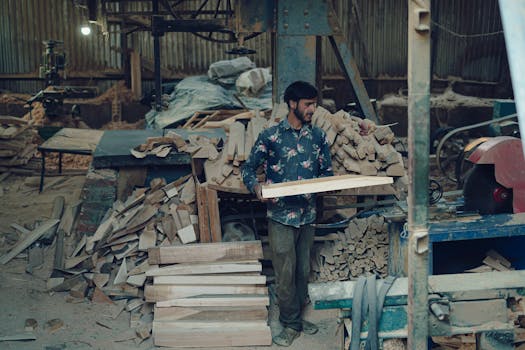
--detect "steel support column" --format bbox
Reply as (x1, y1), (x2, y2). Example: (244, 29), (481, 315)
(274, 0), (318, 102)
(152, 0), (162, 112)
(498, 0), (525, 156)
(407, 0), (431, 349)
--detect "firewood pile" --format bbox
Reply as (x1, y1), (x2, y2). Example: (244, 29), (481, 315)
(310, 214), (389, 283)
(312, 106), (405, 179)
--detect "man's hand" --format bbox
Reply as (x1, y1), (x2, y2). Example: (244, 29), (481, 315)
(254, 183), (268, 202)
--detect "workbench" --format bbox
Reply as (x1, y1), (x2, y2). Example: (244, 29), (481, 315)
(38, 128), (103, 192)
(92, 129), (225, 169)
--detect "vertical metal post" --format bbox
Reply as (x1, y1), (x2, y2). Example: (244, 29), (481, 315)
(274, 0), (318, 102)
(498, 0), (525, 156)
(153, 0), (162, 112)
(407, 0), (431, 349)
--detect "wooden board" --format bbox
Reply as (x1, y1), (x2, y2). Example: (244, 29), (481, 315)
(145, 284), (268, 302)
(148, 241), (263, 265)
(206, 187), (222, 242)
(154, 306), (268, 322)
(261, 174), (393, 198)
(0, 219), (60, 264)
(196, 182), (211, 243)
(146, 261), (262, 276)
(153, 275), (266, 285)
(156, 295), (269, 308)
(153, 321), (272, 348)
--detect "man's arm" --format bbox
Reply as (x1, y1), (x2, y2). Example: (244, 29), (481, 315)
(241, 131), (269, 200)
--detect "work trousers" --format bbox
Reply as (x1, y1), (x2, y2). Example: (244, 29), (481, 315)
(268, 219), (315, 331)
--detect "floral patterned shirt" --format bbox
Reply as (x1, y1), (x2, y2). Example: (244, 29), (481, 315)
(241, 117), (333, 228)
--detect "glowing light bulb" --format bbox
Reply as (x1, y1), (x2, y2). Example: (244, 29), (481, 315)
(81, 25), (91, 36)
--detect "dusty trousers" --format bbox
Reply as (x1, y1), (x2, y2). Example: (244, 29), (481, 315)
(268, 219), (315, 331)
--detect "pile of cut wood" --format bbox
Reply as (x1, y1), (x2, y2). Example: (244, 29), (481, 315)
(0, 174), (210, 343)
(203, 116), (267, 191)
(311, 214), (389, 282)
(312, 106), (405, 179)
(146, 241), (271, 347)
(0, 116), (38, 172)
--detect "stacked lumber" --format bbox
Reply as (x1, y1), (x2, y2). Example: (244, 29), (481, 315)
(310, 215), (389, 282)
(312, 106), (406, 179)
(0, 116), (38, 169)
(146, 241), (272, 348)
(464, 249), (514, 273)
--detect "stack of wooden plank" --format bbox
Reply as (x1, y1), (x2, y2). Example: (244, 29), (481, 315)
(146, 241), (272, 348)
(0, 116), (38, 171)
(311, 214), (389, 282)
(312, 106), (406, 179)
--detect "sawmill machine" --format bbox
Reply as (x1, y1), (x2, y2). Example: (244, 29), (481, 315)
(28, 40), (98, 118)
(433, 104), (524, 215)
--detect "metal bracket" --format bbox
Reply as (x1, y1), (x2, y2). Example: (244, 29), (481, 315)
(413, 228), (429, 254)
(414, 8), (430, 33)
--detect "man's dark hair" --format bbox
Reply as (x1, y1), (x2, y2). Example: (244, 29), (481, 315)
(283, 81), (318, 107)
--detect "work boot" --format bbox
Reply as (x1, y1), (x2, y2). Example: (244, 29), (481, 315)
(273, 327), (300, 346)
(302, 320), (319, 335)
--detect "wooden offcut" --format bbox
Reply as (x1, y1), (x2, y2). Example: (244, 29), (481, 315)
(196, 182), (211, 243)
(0, 219), (60, 264)
(206, 187), (222, 242)
(261, 174), (393, 198)
(148, 241), (263, 265)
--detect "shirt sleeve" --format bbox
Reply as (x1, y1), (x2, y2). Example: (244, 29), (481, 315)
(318, 129), (334, 177)
(241, 131), (269, 193)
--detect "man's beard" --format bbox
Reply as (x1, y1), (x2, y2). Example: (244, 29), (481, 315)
(293, 108), (312, 125)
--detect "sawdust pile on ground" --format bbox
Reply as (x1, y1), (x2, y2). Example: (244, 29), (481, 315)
(86, 80), (136, 104)
(0, 93), (31, 104)
(23, 102), (46, 125)
(39, 153), (92, 170)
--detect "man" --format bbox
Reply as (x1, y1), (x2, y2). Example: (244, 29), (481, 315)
(242, 81), (333, 346)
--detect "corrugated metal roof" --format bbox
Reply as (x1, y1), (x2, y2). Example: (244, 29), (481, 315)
(0, 0), (509, 89)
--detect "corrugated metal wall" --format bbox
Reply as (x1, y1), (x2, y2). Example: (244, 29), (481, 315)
(0, 0), (509, 93)
(0, 0), (121, 75)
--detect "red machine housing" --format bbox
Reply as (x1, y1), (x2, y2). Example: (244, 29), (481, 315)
(467, 136), (525, 213)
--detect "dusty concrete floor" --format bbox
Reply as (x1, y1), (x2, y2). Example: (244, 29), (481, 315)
(0, 174), (341, 350)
